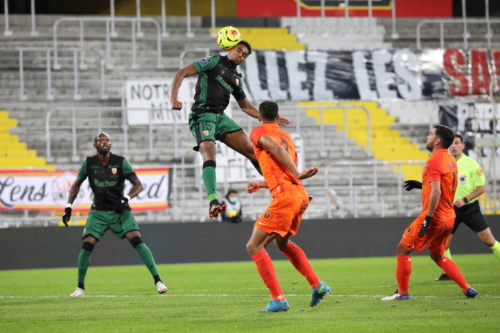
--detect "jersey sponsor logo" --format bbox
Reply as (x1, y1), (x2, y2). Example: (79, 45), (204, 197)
(459, 175), (466, 184)
(111, 168), (117, 175)
(198, 57), (212, 66)
(203, 131), (209, 136)
(477, 167), (484, 176)
(93, 179), (117, 187)
(215, 75), (234, 93)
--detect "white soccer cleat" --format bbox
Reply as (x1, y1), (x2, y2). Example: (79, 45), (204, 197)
(381, 293), (411, 301)
(70, 287), (85, 297)
(156, 281), (168, 294)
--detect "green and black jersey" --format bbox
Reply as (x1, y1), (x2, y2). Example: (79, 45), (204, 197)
(76, 153), (138, 211)
(191, 54), (246, 113)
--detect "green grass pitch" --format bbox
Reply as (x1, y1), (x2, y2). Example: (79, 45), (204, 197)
(1, 254), (499, 332)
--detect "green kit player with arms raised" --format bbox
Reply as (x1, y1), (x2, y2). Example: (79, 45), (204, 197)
(62, 132), (167, 297)
(170, 40), (290, 218)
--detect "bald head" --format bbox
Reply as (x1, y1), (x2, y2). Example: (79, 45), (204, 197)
(93, 132), (111, 155)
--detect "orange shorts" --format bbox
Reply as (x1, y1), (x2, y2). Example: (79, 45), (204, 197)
(254, 185), (310, 237)
(400, 215), (454, 255)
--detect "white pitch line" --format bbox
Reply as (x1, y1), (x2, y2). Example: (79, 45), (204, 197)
(1, 294), (499, 299)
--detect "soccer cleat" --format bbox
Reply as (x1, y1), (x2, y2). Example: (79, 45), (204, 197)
(156, 281), (168, 294)
(258, 299), (290, 313)
(464, 288), (478, 298)
(310, 281), (330, 307)
(435, 273), (451, 281)
(381, 293), (411, 301)
(208, 200), (227, 219)
(70, 287), (85, 297)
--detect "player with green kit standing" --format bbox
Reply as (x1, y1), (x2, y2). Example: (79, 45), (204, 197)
(62, 132), (167, 297)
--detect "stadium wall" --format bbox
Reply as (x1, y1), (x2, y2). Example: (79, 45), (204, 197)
(1, 216), (500, 270)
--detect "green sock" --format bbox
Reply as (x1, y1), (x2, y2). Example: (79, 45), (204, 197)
(77, 249), (92, 283)
(202, 166), (217, 202)
(490, 241), (500, 260)
(443, 248), (452, 260)
(135, 243), (160, 277)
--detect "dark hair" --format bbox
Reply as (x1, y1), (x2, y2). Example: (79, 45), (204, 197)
(237, 40), (252, 55)
(454, 134), (464, 143)
(226, 189), (237, 199)
(259, 100), (279, 120)
(434, 125), (455, 149)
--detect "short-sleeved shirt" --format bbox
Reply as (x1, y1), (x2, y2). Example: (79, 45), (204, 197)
(455, 154), (485, 204)
(191, 54), (246, 113)
(76, 153), (138, 211)
(420, 149), (458, 221)
(250, 123), (299, 195)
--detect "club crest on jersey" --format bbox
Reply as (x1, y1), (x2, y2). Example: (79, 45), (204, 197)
(198, 57), (212, 67)
(111, 168), (117, 175)
(477, 167), (484, 176)
(203, 131), (209, 136)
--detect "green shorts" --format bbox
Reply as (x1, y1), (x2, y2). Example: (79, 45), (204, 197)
(189, 112), (242, 151)
(82, 210), (139, 240)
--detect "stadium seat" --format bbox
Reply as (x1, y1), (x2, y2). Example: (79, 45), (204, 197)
(299, 101), (427, 180)
(0, 110), (54, 171)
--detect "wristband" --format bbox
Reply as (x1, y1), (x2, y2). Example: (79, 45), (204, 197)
(66, 203), (72, 208)
(124, 195), (131, 201)
(463, 197), (469, 204)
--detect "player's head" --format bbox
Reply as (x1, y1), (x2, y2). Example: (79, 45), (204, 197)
(449, 134), (465, 158)
(227, 40), (251, 66)
(258, 100), (280, 123)
(226, 189), (238, 203)
(426, 125), (454, 152)
(94, 132), (111, 155)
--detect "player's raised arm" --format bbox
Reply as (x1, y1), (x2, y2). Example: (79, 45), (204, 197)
(170, 64), (198, 110)
(257, 134), (318, 180)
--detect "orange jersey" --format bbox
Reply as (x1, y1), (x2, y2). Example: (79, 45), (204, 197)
(420, 149), (458, 221)
(250, 123), (299, 195)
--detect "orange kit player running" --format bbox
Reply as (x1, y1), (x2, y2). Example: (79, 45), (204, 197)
(382, 125), (477, 301)
(246, 100), (330, 313)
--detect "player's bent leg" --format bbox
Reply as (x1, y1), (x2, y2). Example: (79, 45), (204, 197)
(433, 253), (477, 298)
(477, 228), (500, 260)
(126, 231), (167, 294)
(221, 130), (262, 175)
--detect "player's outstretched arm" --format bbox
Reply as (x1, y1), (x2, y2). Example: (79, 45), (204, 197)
(258, 134), (318, 180)
(62, 180), (83, 226)
(170, 64), (198, 110)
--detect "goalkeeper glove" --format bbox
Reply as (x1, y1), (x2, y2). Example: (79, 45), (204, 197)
(115, 196), (130, 214)
(418, 216), (432, 238)
(404, 180), (422, 192)
(62, 206), (72, 227)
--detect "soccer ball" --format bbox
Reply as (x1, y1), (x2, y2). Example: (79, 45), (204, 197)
(227, 209), (238, 218)
(216, 26), (241, 50)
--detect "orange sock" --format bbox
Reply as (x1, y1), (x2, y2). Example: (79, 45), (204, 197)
(396, 255), (412, 295)
(252, 250), (285, 301)
(437, 256), (470, 293)
(283, 242), (320, 289)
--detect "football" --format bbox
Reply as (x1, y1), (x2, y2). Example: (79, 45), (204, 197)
(216, 26), (242, 50)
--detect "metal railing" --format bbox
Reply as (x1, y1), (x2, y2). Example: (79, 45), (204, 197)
(324, 160), (426, 215)
(3, 0), (38, 36)
(53, 17), (164, 71)
(0, 46), (107, 101)
(416, 18), (500, 50)
(45, 106), (183, 163)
